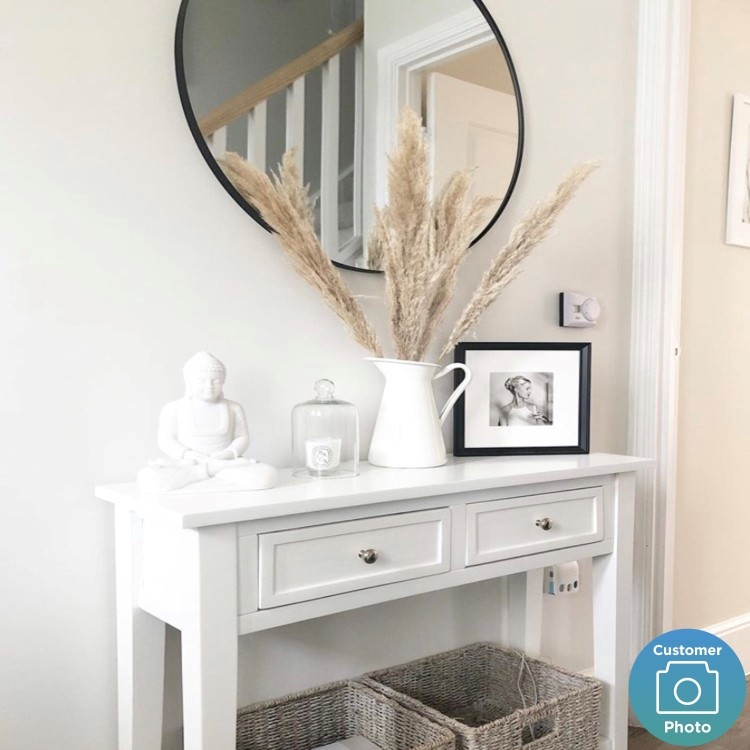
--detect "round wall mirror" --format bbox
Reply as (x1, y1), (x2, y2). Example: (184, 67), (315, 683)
(176, 0), (524, 272)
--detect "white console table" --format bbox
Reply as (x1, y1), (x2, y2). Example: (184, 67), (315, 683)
(96, 453), (651, 750)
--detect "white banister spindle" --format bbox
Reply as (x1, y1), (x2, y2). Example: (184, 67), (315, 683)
(246, 102), (267, 172)
(209, 126), (228, 157)
(353, 41), (364, 239)
(320, 54), (341, 254)
(286, 77), (306, 174)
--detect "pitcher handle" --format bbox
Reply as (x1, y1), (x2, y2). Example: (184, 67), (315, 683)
(434, 363), (472, 426)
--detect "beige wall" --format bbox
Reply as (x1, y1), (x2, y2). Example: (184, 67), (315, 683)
(0, 0), (636, 748)
(433, 44), (516, 95)
(675, 0), (750, 628)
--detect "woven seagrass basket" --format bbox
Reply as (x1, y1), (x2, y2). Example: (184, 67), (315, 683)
(361, 643), (601, 750)
(236, 681), (455, 750)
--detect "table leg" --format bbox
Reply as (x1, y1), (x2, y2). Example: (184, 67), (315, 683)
(181, 525), (238, 750)
(506, 569), (545, 657)
(592, 472), (636, 750)
(114, 507), (166, 750)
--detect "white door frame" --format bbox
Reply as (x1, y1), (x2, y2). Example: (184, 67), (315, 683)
(629, 0), (691, 653)
(374, 9), (495, 207)
(370, 0), (691, 655)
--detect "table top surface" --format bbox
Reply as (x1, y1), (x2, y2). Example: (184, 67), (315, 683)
(95, 453), (652, 529)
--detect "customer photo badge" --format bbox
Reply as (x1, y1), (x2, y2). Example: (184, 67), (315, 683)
(629, 628), (746, 746)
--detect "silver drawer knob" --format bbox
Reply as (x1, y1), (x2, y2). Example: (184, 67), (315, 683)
(359, 549), (379, 564)
(536, 518), (553, 531)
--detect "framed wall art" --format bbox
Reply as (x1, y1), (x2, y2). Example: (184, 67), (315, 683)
(453, 342), (591, 456)
(726, 93), (750, 247)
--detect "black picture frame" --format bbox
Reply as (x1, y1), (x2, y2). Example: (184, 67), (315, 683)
(453, 342), (591, 456)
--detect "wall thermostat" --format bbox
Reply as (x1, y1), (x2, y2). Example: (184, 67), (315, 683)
(559, 292), (601, 328)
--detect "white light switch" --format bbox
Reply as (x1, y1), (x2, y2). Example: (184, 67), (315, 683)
(559, 292), (601, 328)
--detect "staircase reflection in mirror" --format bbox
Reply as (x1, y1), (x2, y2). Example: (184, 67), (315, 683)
(177, 0), (524, 272)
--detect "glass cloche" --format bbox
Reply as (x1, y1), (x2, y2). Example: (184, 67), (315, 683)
(292, 379), (359, 478)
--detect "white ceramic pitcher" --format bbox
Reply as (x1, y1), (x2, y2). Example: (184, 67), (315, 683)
(366, 358), (472, 468)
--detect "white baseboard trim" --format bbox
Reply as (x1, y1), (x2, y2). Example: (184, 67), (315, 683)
(706, 613), (750, 675)
(580, 615), (750, 730)
(579, 615), (750, 679)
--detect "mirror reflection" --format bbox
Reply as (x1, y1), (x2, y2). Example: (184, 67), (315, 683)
(179, 0), (523, 271)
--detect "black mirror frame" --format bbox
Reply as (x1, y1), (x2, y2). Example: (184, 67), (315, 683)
(175, 0), (524, 274)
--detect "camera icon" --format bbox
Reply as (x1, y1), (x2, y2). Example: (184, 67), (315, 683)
(656, 661), (719, 715)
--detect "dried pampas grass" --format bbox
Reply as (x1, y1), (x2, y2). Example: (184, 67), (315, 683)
(370, 107), (498, 361)
(219, 150), (383, 357)
(438, 161), (599, 359)
(220, 108), (597, 365)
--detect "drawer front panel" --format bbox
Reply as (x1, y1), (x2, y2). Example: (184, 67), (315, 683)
(466, 487), (604, 566)
(258, 509), (451, 608)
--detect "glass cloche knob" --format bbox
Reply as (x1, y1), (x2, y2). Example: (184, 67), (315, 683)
(314, 379), (336, 401)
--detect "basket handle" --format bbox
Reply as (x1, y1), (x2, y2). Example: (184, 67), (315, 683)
(513, 702), (560, 749)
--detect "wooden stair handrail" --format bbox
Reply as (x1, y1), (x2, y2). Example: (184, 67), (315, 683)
(199, 19), (364, 137)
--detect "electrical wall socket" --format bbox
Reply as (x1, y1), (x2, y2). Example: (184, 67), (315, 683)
(544, 562), (580, 596)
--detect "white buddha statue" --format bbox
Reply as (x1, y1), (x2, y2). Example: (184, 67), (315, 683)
(137, 352), (277, 493)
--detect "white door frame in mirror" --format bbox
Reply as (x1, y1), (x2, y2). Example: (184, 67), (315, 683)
(629, 0), (690, 659)
(372, 8), (496, 211)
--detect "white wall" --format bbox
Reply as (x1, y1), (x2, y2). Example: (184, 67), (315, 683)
(433, 45), (515, 95)
(0, 0), (637, 748)
(364, 0), (468, 48)
(675, 0), (750, 631)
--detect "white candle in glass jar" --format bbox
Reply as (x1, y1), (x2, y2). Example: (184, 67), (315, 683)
(305, 437), (342, 472)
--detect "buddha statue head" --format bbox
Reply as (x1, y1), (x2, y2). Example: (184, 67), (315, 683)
(183, 352), (227, 402)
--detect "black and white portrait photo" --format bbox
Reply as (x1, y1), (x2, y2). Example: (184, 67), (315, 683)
(453, 343), (591, 456)
(489, 372), (553, 427)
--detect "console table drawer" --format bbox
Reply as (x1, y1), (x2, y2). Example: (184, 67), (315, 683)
(466, 487), (604, 566)
(258, 509), (451, 608)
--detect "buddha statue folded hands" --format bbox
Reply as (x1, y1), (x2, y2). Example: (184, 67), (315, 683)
(137, 352), (278, 493)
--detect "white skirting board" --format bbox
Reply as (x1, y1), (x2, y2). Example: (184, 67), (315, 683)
(581, 615), (750, 682)
(582, 611), (750, 735)
(706, 612), (750, 675)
